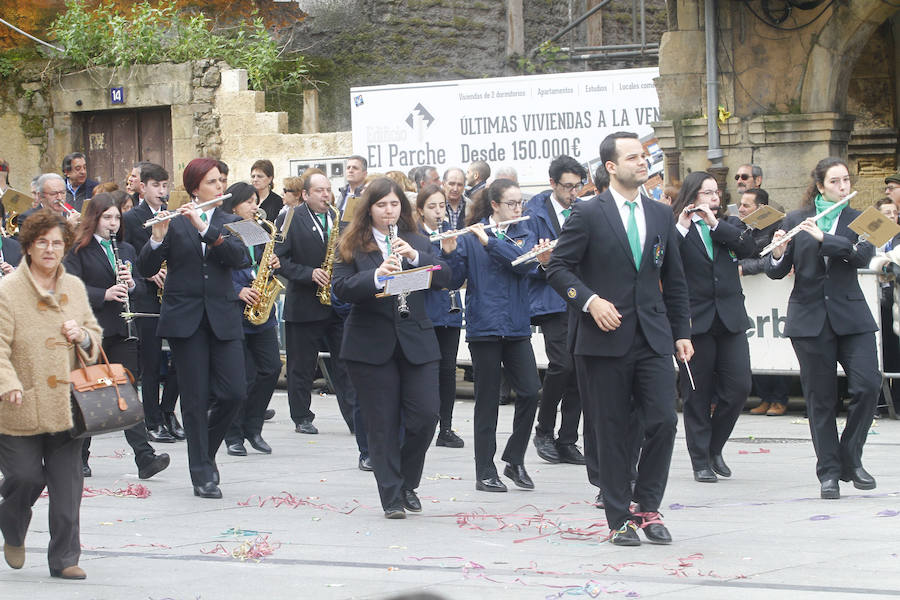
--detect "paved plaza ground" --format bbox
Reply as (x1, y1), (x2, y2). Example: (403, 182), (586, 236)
(2, 391), (900, 599)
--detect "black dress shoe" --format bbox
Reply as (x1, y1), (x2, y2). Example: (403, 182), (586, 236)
(294, 418), (318, 434)
(610, 520), (641, 546)
(711, 455), (731, 478)
(358, 456), (373, 471)
(594, 490), (605, 509)
(475, 477), (507, 492)
(503, 463), (535, 489)
(164, 413), (185, 440)
(384, 506), (406, 519)
(820, 478), (840, 499)
(138, 453), (170, 480)
(401, 489), (422, 512)
(841, 467), (876, 490)
(634, 507), (672, 544)
(81, 463), (92, 478)
(247, 434), (272, 454)
(693, 468), (718, 483)
(193, 482), (222, 499)
(148, 424), (176, 443)
(533, 433), (560, 463)
(226, 441), (247, 456)
(264, 408), (275, 421)
(556, 444), (586, 465)
(435, 429), (464, 448)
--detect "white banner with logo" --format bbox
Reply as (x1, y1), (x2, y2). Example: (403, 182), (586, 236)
(350, 68), (661, 188)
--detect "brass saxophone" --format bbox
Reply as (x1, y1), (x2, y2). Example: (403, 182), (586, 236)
(244, 214), (286, 325)
(316, 204), (340, 306)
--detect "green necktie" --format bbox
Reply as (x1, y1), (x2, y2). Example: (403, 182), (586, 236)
(318, 213), (328, 234)
(496, 230), (506, 240)
(561, 208), (572, 220)
(248, 245), (256, 266)
(385, 234), (391, 255)
(625, 201), (641, 269)
(696, 220), (714, 260)
(200, 212), (208, 223)
(99, 239), (116, 270)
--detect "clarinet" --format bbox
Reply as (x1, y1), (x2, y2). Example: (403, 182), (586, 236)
(109, 234), (139, 341)
(388, 224), (410, 319)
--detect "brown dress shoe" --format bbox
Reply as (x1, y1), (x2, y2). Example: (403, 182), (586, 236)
(766, 403), (787, 416)
(749, 401), (770, 415)
(50, 565), (86, 579)
(4, 543), (25, 569)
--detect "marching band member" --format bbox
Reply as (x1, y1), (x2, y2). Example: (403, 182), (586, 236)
(138, 158), (247, 499)
(671, 172), (756, 483)
(456, 179), (541, 493)
(63, 193), (170, 480)
(332, 177), (452, 518)
(415, 184), (466, 448)
(222, 183), (281, 457)
(767, 157), (880, 500)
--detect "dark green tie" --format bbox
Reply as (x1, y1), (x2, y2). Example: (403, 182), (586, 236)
(99, 239), (116, 270)
(496, 230), (506, 240)
(200, 211), (208, 223)
(561, 208), (572, 220)
(697, 220), (714, 260)
(318, 213), (328, 233)
(248, 245), (256, 266)
(385, 234), (391, 255)
(625, 201), (641, 269)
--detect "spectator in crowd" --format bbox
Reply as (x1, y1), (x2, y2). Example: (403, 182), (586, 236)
(19, 173), (76, 226)
(251, 159), (283, 221)
(443, 167), (467, 229)
(338, 155), (368, 213)
(217, 161), (230, 190)
(413, 166), (440, 191)
(734, 163), (762, 196)
(885, 173), (900, 210)
(62, 152), (97, 212)
(465, 160), (490, 202)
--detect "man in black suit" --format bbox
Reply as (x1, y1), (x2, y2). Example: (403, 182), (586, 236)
(546, 131), (693, 546)
(275, 173), (358, 437)
(673, 173), (757, 483)
(123, 163), (182, 443)
(767, 160), (879, 499)
(138, 159), (247, 499)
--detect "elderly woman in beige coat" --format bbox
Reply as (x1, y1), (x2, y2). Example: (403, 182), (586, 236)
(0, 208), (102, 580)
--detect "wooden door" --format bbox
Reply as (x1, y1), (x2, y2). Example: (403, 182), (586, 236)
(78, 108), (173, 186)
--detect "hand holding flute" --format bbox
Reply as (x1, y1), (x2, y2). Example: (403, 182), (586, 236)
(761, 191), (856, 257)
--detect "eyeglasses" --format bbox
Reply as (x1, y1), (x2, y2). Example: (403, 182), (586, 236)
(698, 189), (720, 197)
(283, 189), (298, 195)
(886, 185), (900, 193)
(34, 239), (65, 250)
(500, 201), (524, 208)
(556, 182), (584, 192)
(734, 174), (751, 181)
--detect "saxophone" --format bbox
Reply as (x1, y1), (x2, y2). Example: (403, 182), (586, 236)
(316, 204), (340, 306)
(244, 214), (285, 325)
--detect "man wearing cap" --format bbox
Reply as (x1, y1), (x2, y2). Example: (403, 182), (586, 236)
(885, 173), (900, 210)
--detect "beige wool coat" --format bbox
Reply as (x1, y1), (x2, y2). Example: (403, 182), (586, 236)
(0, 262), (102, 436)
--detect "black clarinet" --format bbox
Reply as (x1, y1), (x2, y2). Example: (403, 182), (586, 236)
(109, 234), (139, 341)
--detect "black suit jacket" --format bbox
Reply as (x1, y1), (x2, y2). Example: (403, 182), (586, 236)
(680, 216), (757, 335)
(332, 231), (451, 365)
(546, 190), (691, 357)
(137, 208), (247, 340)
(1, 237), (22, 267)
(767, 205), (877, 337)
(64, 238), (144, 338)
(274, 204), (334, 323)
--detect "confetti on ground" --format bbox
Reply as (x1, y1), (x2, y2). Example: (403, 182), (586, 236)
(219, 527), (272, 537)
(877, 509), (900, 517)
(425, 473), (462, 480)
(237, 492), (367, 515)
(437, 502), (612, 544)
(809, 515), (834, 521)
(42, 483), (151, 499)
(737, 448), (771, 454)
(201, 535), (280, 562)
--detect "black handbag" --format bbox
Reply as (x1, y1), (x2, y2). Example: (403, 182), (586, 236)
(68, 345), (144, 439)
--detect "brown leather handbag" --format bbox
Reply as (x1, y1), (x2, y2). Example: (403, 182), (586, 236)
(68, 345), (144, 438)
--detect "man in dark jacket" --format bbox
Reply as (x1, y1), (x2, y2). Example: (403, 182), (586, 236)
(63, 152), (98, 212)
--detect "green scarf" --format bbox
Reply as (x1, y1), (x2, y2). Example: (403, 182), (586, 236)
(813, 193), (846, 233)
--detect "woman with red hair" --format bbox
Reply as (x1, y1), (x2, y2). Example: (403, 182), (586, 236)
(137, 158), (248, 499)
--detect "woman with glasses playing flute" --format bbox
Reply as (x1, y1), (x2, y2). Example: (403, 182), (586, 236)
(767, 157), (880, 500)
(332, 177), (453, 519)
(456, 179), (543, 493)
(63, 192), (170, 481)
(137, 158), (247, 499)
(415, 184), (467, 449)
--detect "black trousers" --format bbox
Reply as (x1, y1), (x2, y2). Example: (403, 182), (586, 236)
(585, 407), (643, 490)
(168, 313), (244, 486)
(82, 335), (156, 469)
(227, 326), (281, 443)
(138, 317), (179, 427)
(681, 317), (751, 470)
(791, 319), (879, 481)
(574, 329), (677, 529)
(533, 312), (581, 445)
(753, 374), (790, 406)
(469, 338), (540, 480)
(0, 432), (83, 570)
(285, 315), (355, 427)
(345, 350), (439, 511)
(435, 326), (461, 431)
(880, 298), (900, 408)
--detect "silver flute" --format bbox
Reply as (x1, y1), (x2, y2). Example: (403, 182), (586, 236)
(109, 234), (139, 341)
(759, 191), (855, 256)
(142, 194), (232, 228)
(388, 224), (410, 319)
(510, 239), (558, 266)
(428, 216), (530, 241)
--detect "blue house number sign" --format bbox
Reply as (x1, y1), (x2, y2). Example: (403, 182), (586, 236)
(110, 87), (125, 104)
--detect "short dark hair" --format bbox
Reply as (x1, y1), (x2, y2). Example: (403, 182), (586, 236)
(348, 155), (368, 170)
(223, 182), (258, 214)
(876, 197), (895, 210)
(140, 163), (169, 184)
(18, 208), (75, 262)
(548, 155), (586, 183)
(743, 188), (769, 206)
(62, 152), (86, 173)
(470, 160), (491, 182)
(217, 160), (229, 176)
(251, 159), (274, 191)
(593, 164), (610, 192)
(599, 131), (639, 166)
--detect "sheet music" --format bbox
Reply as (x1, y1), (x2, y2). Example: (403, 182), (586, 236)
(224, 219), (271, 247)
(380, 265), (436, 296)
